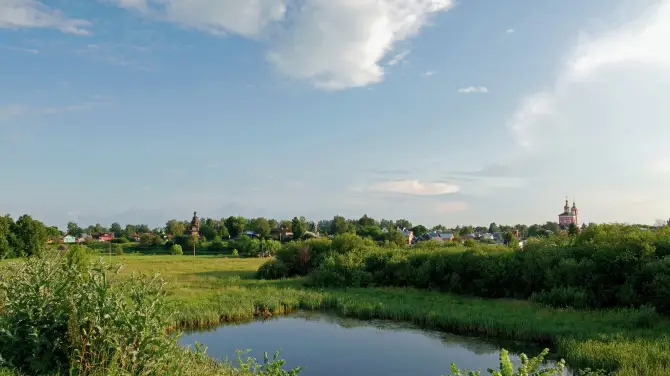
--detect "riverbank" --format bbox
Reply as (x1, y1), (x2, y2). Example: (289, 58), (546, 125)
(108, 255), (670, 376)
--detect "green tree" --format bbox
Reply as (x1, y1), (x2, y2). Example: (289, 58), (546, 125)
(110, 222), (123, 238)
(431, 224), (448, 232)
(139, 233), (157, 248)
(248, 217), (271, 239)
(12, 214), (46, 257)
(224, 216), (246, 238)
(291, 217), (306, 239)
(66, 221), (83, 237)
(45, 226), (62, 242)
(165, 220), (186, 236)
(170, 244), (183, 255)
(382, 229), (406, 247)
(358, 225), (383, 240)
(268, 219), (278, 230)
(459, 226), (475, 236)
(330, 215), (355, 235)
(279, 220), (292, 231)
(124, 224), (137, 238)
(199, 223), (216, 240)
(488, 222), (499, 233)
(410, 225), (428, 237)
(568, 223), (579, 236)
(395, 219), (412, 230)
(357, 214), (376, 228)
(0, 215), (15, 258)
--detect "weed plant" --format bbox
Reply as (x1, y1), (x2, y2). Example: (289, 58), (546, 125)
(0, 253), (300, 376)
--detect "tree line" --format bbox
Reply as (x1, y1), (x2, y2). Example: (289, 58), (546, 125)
(63, 214), (581, 241)
(258, 224), (670, 315)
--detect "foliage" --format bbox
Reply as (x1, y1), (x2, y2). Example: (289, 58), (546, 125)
(256, 259), (290, 279)
(446, 348), (566, 376)
(0, 254), (302, 376)
(66, 245), (91, 273)
(113, 244), (124, 255)
(171, 244), (184, 255)
(288, 224), (670, 315)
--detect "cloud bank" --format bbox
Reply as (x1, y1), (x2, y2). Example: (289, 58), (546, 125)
(113, 0), (454, 90)
(369, 180), (459, 196)
(0, 0), (91, 35)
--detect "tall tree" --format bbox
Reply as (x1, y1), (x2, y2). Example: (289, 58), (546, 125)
(248, 217), (271, 239)
(291, 217), (306, 239)
(0, 215), (15, 258)
(66, 221), (83, 237)
(12, 215), (46, 257)
(395, 219), (412, 230)
(124, 224), (137, 238)
(110, 222), (123, 238)
(224, 216), (246, 238)
(357, 214), (376, 228)
(330, 215), (355, 235)
(279, 220), (292, 231)
(165, 219), (187, 236)
(488, 222), (499, 233)
(411, 225), (428, 237)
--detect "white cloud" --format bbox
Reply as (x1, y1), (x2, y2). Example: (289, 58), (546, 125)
(0, 0), (91, 35)
(508, 0), (670, 151)
(369, 180), (459, 196)
(423, 70), (436, 76)
(506, 28), (514, 33)
(115, 0), (454, 90)
(458, 86), (488, 93)
(387, 50), (410, 66)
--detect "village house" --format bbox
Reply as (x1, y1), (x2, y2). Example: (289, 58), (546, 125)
(62, 234), (77, 244)
(92, 232), (114, 242)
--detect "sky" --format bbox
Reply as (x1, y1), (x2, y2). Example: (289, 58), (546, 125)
(1, 0), (670, 229)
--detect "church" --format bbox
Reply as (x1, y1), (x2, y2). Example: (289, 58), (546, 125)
(558, 199), (579, 229)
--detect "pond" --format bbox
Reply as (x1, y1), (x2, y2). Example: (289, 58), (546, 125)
(179, 311), (573, 376)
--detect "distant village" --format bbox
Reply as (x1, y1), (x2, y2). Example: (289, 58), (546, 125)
(55, 199), (581, 249)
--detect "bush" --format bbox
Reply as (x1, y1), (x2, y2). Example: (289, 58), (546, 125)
(113, 244), (124, 255)
(256, 259), (289, 280)
(171, 244), (183, 255)
(0, 254), (178, 375)
(66, 244), (90, 273)
(232, 249), (239, 257)
(110, 237), (129, 244)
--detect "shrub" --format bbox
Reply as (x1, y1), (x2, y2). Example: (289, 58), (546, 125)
(66, 244), (90, 273)
(0, 254), (177, 375)
(256, 259), (289, 280)
(110, 237), (129, 244)
(113, 244), (124, 255)
(232, 249), (239, 257)
(171, 244), (183, 255)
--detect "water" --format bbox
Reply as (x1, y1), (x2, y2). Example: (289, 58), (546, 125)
(179, 311), (571, 376)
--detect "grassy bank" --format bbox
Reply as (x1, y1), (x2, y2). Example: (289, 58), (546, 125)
(104, 255), (670, 376)
(3, 254), (670, 375)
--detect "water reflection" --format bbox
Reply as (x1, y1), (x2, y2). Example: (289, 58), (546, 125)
(180, 310), (571, 376)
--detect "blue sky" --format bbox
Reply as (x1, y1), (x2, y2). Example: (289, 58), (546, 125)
(2, 0), (670, 229)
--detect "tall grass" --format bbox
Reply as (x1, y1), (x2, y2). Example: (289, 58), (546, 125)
(0, 252), (300, 376)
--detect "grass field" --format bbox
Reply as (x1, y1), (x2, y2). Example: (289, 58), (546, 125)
(90, 254), (669, 376)
(3, 254), (670, 375)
